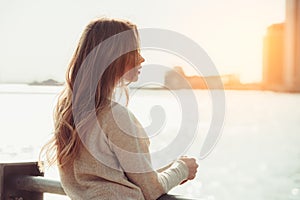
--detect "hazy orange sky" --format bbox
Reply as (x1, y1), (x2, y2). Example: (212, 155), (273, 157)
(0, 0), (285, 83)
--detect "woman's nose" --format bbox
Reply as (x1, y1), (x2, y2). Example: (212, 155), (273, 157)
(139, 55), (145, 63)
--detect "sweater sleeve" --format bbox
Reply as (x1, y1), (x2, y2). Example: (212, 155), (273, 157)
(157, 160), (188, 192)
(103, 104), (188, 200)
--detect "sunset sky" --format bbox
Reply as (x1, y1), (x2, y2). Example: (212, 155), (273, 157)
(0, 0), (285, 83)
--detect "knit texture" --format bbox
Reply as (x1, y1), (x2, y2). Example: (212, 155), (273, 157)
(59, 102), (188, 200)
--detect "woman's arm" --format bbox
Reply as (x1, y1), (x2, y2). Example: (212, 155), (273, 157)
(109, 133), (189, 200)
(157, 162), (174, 173)
(125, 160), (189, 200)
(105, 105), (189, 199)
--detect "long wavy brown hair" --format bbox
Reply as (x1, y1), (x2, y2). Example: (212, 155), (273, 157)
(39, 18), (140, 170)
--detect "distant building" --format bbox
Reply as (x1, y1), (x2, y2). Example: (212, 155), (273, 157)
(284, 0), (300, 92)
(263, 0), (300, 92)
(164, 66), (240, 90)
(263, 23), (285, 90)
(164, 66), (191, 89)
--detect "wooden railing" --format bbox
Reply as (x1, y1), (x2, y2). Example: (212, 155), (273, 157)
(0, 162), (196, 200)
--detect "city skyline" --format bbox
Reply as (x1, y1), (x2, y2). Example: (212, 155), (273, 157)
(0, 0), (285, 84)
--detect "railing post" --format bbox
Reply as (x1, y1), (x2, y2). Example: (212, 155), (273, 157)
(0, 162), (43, 200)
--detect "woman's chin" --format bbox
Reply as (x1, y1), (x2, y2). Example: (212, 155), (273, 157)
(131, 76), (139, 82)
(125, 75), (139, 82)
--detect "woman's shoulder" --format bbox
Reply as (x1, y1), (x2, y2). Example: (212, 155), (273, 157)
(103, 101), (134, 120)
(111, 101), (131, 114)
(97, 101), (148, 138)
(97, 101), (137, 127)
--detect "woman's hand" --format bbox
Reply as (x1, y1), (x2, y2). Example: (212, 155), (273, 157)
(179, 156), (198, 184)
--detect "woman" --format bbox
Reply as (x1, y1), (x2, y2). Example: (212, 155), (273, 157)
(40, 18), (198, 200)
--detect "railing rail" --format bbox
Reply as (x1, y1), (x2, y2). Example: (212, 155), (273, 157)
(11, 175), (66, 195)
(0, 162), (196, 200)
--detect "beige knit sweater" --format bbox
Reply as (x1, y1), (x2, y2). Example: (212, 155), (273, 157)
(59, 102), (188, 200)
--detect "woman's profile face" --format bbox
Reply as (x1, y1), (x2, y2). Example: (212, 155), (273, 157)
(123, 52), (145, 82)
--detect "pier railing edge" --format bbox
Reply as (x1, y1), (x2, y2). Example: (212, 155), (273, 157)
(0, 162), (196, 200)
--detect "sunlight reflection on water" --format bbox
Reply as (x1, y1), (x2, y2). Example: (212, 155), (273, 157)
(0, 85), (300, 200)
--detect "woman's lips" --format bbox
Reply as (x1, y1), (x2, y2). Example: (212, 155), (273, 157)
(137, 66), (142, 74)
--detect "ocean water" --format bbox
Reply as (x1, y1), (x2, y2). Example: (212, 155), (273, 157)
(0, 84), (300, 200)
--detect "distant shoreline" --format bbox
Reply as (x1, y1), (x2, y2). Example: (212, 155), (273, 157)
(28, 79), (64, 86)
(0, 82), (299, 94)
